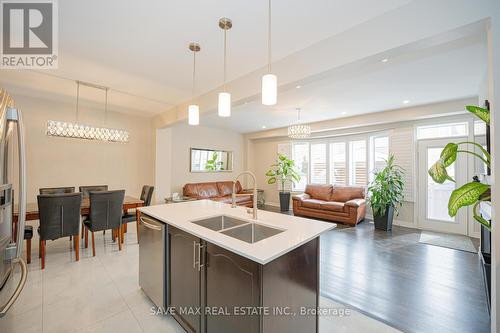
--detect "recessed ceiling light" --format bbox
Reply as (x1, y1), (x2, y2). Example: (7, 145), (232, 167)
(295, 85), (301, 89)
(262, 125), (267, 129)
(341, 111), (347, 115)
(244, 101), (249, 105)
(403, 100), (410, 104)
(381, 58), (389, 63)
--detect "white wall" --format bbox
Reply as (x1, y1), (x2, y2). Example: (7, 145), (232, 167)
(155, 123), (245, 203)
(11, 93), (155, 203)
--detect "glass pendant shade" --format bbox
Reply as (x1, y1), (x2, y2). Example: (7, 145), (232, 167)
(188, 104), (199, 125)
(262, 74), (277, 105)
(218, 92), (231, 117)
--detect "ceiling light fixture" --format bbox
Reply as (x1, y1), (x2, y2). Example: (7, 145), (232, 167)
(288, 108), (311, 139)
(296, 85), (301, 89)
(341, 111), (347, 115)
(47, 81), (129, 143)
(261, 0), (277, 106)
(218, 17), (232, 117)
(403, 100), (410, 104)
(262, 125), (267, 129)
(381, 58), (389, 63)
(188, 42), (201, 126)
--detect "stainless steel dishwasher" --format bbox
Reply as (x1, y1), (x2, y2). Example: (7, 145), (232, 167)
(138, 214), (168, 308)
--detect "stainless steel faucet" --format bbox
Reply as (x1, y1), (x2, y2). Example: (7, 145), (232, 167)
(232, 171), (258, 220)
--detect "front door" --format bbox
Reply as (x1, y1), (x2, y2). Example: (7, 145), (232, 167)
(417, 138), (468, 235)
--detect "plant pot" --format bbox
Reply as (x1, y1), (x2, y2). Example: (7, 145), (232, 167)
(279, 192), (291, 212)
(373, 205), (395, 231)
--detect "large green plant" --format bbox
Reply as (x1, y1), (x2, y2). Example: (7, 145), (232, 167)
(428, 105), (491, 229)
(368, 154), (405, 216)
(266, 153), (301, 192)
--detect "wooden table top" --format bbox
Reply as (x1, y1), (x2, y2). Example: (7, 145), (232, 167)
(14, 195), (143, 217)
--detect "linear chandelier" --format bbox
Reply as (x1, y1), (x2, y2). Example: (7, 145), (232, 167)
(46, 81), (130, 143)
(47, 120), (129, 142)
(288, 108), (311, 139)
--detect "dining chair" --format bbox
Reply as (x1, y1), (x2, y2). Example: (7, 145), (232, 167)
(39, 187), (75, 195)
(84, 190), (125, 256)
(79, 185), (108, 239)
(37, 193), (82, 269)
(79, 185), (108, 198)
(122, 185), (154, 243)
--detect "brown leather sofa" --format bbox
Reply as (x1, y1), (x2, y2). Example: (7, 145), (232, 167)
(292, 184), (366, 226)
(183, 181), (253, 207)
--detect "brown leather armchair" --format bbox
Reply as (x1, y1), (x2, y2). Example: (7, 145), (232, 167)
(183, 181), (253, 207)
(292, 184), (366, 226)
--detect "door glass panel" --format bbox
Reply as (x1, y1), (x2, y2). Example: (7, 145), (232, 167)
(427, 147), (455, 222)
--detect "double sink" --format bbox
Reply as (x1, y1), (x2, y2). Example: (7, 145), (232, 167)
(191, 215), (284, 244)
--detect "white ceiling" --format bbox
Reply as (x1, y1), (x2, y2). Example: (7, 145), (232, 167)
(201, 34), (487, 133)
(0, 0), (411, 115)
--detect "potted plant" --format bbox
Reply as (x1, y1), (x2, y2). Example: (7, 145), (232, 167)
(266, 153), (301, 211)
(368, 154), (405, 231)
(428, 105), (491, 229)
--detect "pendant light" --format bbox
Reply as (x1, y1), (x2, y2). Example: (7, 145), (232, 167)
(288, 108), (311, 139)
(46, 81), (129, 143)
(262, 0), (277, 105)
(188, 42), (201, 126)
(218, 18), (232, 117)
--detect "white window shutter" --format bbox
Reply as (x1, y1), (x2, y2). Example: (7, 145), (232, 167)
(389, 127), (415, 202)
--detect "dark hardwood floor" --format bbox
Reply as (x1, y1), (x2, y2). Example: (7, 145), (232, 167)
(263, 205), (490, 333)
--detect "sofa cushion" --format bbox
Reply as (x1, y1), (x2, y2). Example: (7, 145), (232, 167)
(184, 182), (219, 199)
(331, 186), (365, 202)
(305, 184), (333, 201)
(301, 199), (325, 210)
(320, 201), (345, 212)
(216, 181), (242, 197)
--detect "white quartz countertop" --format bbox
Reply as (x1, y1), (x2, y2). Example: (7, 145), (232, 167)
(139, 200), (336, 265)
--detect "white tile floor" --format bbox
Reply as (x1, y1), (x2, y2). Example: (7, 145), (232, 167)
(0, 222), (401, 333)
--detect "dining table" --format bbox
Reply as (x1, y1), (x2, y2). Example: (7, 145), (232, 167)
(12, 195), (144, 240)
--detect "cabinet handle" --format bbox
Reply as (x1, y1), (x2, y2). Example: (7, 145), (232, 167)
(197, 243), (205, 271)
(193, 241), (197, 269)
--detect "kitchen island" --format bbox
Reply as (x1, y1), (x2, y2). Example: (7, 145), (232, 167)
(138, 199), (335, 333)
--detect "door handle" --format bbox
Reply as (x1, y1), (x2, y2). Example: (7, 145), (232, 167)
(139, 216), (163, 231)
(0, 258), (27, 318)
(7, 107), (26, 259)
(193, 241), (197, 269)
(197, 243), (205, 271)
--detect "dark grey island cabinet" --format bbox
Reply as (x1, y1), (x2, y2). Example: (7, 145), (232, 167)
(166, 224), (319, 333)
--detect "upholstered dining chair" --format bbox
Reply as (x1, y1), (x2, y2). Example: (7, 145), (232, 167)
(79, 185), (108, 198)
(39, 187), (75, 195)
(79, 185), (108, 239)
(122, 185), (154, 243)
(84, 190), (125, 256)
(37, 193), (82, 269)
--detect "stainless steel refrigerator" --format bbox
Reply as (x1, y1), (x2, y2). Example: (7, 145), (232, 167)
(0, 88), (27, 318)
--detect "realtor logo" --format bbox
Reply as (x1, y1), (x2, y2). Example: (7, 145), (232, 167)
(1, 0), (58, 68)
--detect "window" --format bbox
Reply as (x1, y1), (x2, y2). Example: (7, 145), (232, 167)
(349, 140), (367, 186)
(371, 136), (389, 178)
(291, 133), (385, 190)
(474, 121), (487, 136)
(416, 122), (468, 140)
(330, 142), (346, 185)
(292, 143), (309, 191)
(310, 143), (327, 184)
